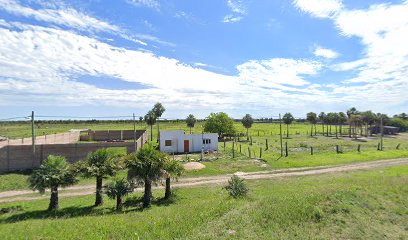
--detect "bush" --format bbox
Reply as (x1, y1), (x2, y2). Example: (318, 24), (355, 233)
(224, 175), (248, 198)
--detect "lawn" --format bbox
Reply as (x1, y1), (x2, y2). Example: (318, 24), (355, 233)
(0, 165), (406, 239)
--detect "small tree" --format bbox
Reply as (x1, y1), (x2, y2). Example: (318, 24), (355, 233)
(306, 112), (317, 136)
(125, 144), (164, 208)
(29, 155), (77, 210)
(204, 112), (236, 138)
(152, 102), (166, 143)
(241, 114), (254, 140)
(162, 154), (184, 199)
(282, 113), (294, 138)
(105, 178), (132, 211)
(144, 110), (156, 141)
(186, 114), (197, 134)
(224, 175), (248, 198)
(76, 149), (122, 206)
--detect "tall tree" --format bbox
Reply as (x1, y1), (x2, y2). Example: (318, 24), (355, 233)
(338, 112), (347, 136)
(306, 112), (317, 137)
(318, 112), (326, 136)
(349, 114), (362, 139)
(152, 102), (166, 143)
(105, 178), (132, 211)
(204, 112), (236, 138)
(186, 114), (197, 134)
(347, 107), (359, 138)
(241, 114), (254, 140)
(125, 144), (164, 208)
(75, 149), (122, 206)
(144, 110), (156, 141)
(282, 113), (294, 138)
(162, 154), (184, 199)
(29, 155), (77, 210)
(361, 111), (376, 137)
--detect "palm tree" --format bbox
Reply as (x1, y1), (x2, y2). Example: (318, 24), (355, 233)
(349, 114), (362, 139)
(361, 111), (376, 137)
(241, 114), (254, 140)
(162, 154), (184, 199)
(125, 144), (164, 208)
(306, 112), (317, 136)
(318, 112), (326, 136)
(186, 114), (197, 134)
(75, 149), (122, 206)
(282, 113), (294, 138)
(105, 178), (132, 211)
(338, 112), (347, 136)
(144, 110), (156, 141)
(347, 107), (359, 138)
(152, 102), (166, 143)
(29, 155), (77, 210)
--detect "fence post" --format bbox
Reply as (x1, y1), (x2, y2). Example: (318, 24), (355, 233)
(377, 143), (380, 151)
(240, 144), (242, 153)
(224, 140), (226, 152)
(250, 136), (253, 145)
(258, 130), (260, 136)
(248, 146), (251, 159)
(336, 145), (339, 154)
(266, 139), (268, 150)
(232, 142), (235, 158)
(311, 146), (313, 155)
(357, 144), (361, 152)
(259, 147), (262, 159)
(396, 143), (400, 150)
(285, 142), (288, 157)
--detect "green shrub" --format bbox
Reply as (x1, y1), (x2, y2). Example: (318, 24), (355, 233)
(224, 175), (248, 198)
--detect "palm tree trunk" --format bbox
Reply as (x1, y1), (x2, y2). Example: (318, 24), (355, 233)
(150, 125), (153, 141)
(326, 125), (329, 136)
(116, 196), (123, 211)
(48, 186), (59, 210)
(190, 127), (192, 134)
(143, 178), (152, 208)
(310, 125), (313, 137)
(246, 128), (249, 140)
(340, 125), (342, 136)
(335, 125), (338, 139)
(286, 124), (289, 138)
(314, 124), (317, 136)
(365, 123), (368, 137)
(349, 123), (352, 138)
(165, 177), (171, 199)
(95, 176), (103, 206)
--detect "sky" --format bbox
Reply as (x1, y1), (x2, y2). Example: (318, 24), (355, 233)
(0, 0), (407, 119)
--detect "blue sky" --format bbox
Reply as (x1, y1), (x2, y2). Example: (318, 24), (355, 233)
(0, 0), (407, 119)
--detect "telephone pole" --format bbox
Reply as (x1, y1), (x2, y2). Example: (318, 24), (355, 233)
(279, 113), (283, 157)
(31, 111), (35, 158)
(380, 116), (384, 151)
(133, 113), (137, 152)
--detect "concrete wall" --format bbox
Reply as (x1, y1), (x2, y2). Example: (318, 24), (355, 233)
(160, 130), (218, 153)
(79, 130), (145, 141)
(0, 130), (148, 173)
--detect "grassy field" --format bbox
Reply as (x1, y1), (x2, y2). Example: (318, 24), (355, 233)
(0, 165), (406, 239)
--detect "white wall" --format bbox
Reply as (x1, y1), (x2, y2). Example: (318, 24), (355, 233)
(159, 130), (218, 153)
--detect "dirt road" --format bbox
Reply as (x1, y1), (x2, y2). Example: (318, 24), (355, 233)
(0, 158), (407, 203)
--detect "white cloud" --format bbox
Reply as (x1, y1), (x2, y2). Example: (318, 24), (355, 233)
(0, 0), (118, 32)
(223, 0), (246, 23)
(227, 0), (246, 15)
(293, 0), (343, 18)
(223, 15), (243, 23)
(237, 58), (322, 87)
(127, 0), (160, 10)
(313, 46), (339, 59)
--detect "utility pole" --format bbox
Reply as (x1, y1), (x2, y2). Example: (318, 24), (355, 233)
(380, 116), (384, 151)
(279, 113), (283, 157)
(133, 113), (137, 152)
(31, 111), (35, 158)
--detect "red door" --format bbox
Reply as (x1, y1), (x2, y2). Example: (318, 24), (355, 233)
(184, 140), (189, 153)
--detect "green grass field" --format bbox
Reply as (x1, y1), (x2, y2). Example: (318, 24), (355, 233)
(0, 165), (406, 239)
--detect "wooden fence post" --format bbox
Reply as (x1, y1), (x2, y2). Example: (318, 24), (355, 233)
(248, 146), (251, 159)
(240, 144), (242, 153)
(377, 143), (380, 151)
(258, 130), (260, 136)
(259, 147), (262, 159)
(224, 140), (226, 152)
(232, 142), (235, 158)
(250, 136), (253, 145)
(311, 146), (313, 155)
(357, 144), (361, 152)
(266, 139), (269, 150)
(396, 143), (400, 150)
(336, 145), (339, 154)
(285, 142), (288, 157)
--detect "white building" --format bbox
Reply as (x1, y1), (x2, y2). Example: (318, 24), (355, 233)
(159, 130), (218, 153)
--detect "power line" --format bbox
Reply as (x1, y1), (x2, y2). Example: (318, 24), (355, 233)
(0, 116), (30, 121)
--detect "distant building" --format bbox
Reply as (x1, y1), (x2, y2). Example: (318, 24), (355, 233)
(159, 130), (218, 153)
(368, 126), (399, 135)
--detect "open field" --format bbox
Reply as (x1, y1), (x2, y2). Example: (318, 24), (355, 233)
(0, 165), (406, 239)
